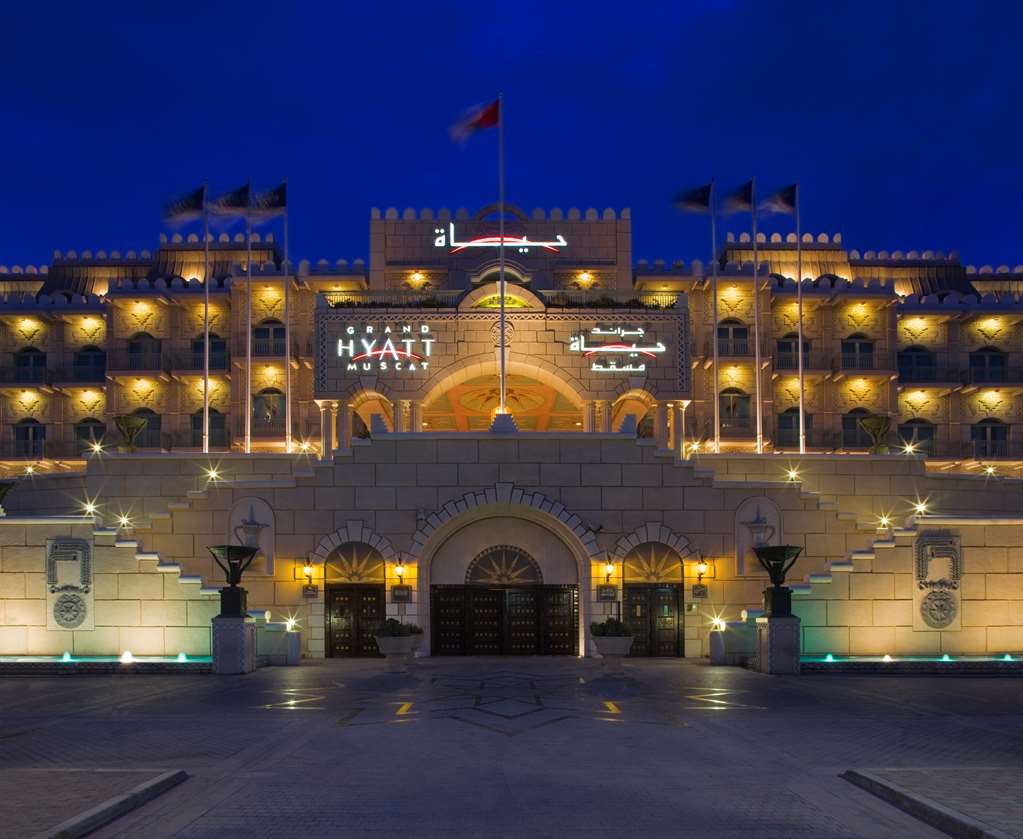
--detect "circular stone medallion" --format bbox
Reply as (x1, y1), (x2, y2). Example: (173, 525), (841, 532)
(921, 590), (957, 629)
(53, 593), (87, 629)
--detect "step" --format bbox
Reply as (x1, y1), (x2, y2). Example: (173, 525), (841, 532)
(791, 583), (812, 596)
(135, 551), (160, 561)
(293, 469), (315, 479)
(148, 511), (171, 521)
(816, 500), (838, 511)
(836, 512), (858, 521)
(200, 586), (220, 596)
(872, 539), (897, 550)
(808, 573), (833, 584)
(156, 562), (181, 573)
(830, 560), (855, 572)
(113, 539), (139, 550)
(186, 490), (209, 499)
(177, 575), (203, 585)
(167, 502), (191, 511)
(849, 550), (876, 561)
(93, 527), (117, 537)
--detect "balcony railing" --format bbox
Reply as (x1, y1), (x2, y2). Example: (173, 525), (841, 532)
(173, 352), (230, 371)
(840, 353), (877, 370)
(965, 367), (1023, 385)
(704, 339), (753, 357)
(249, 418), (286, 437)
(53, 365), (107, 384)
(0, 439), (83, 459)
(776, 351), (832, 371)
(253, 339), (287, 357)
(0, 368), (52, 385)
(720, 417), (753, 436)
(107, 351), (165, 372)
(323, 289), (680, 310)
(897, 366), (962, 384)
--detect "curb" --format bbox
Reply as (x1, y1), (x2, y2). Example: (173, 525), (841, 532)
(841, 769), (1016, 839)
(31, 769), (188, 839)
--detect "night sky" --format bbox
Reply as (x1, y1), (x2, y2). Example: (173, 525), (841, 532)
(4, 1), (1022, 270)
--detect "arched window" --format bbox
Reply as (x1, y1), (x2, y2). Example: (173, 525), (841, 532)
(897, 346), (936, 382)
(898, 418), (935, 455)
(74, 418), (106, 452)
(131, 407), (162, 449)
(841, 334), (874, 370)
(972, 418), (1008, 458)
(253, 320), (286, 356)
(253, 388), (285, 435)
(777, 406), (812, 448)
(842, 407), (872, 448)
(128, 333), (161, 371)
(190, 334), (228, 370)
(717, 319), (749, 356)
(720, 388), (751, 433)
(73, 345), (106, 382)
(13, 418), (45, 457)
(969, 347), (1007, 384)
(191, 408), (227, 447)
(14, 347), (46, 383)
(776, 332), (810, 370)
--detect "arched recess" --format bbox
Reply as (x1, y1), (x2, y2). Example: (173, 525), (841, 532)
(343, 387), (395, 435)
(411, 482), (602, 655)
(309, 521), (407, 568)
(459, 281), (544, 311)
(611, 388), (656, 435)
(612, 523), (693, 565)
(420, 353), (586, 411)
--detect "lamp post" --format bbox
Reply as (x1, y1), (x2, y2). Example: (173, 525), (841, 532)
(752, 545), (802, 617)
(208, 544), (259, 617)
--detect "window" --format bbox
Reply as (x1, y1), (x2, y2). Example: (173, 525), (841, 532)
(841, 334), (874, 369)
(253, 388), (285, 435)
(191, 408), (227, 447)
(717, 320), (749, 355)
(74, 418), (106, 452)
(73, 346), (106, 382)
(969, 347), (1007, 384)
(972, 418), (1008, 458)
(191, 334), (228, 370)
(720, 388), (751, 432)
(897, 346), (936, 382)
(842, 408), (872, 448)
(13, 418), (45, 457)
(131, 408), (162, 449)
(14, 347), (46, 383)
(777, 407), (811, 447)
(253, 320), (286, 356)
(776, 333), (810, 370)
(128, 333), (161, 370)
(898, 418), (935, 454)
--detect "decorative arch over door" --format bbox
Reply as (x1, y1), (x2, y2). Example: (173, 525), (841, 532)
(622, 541), (684, 583)
(325, 542), (386, 583)
(465, 545), (542, 585)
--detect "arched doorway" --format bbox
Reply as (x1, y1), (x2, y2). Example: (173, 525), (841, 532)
(324, 542), (386, 657)
(621, 542), (685, 657)
(426, 518), (582, 656)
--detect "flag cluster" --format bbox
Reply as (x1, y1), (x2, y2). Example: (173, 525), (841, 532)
(675, 181), (797, 214)
(163, 181), (287, 222)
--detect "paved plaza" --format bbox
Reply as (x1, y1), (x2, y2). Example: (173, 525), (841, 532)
(2, 660), (1023, 838)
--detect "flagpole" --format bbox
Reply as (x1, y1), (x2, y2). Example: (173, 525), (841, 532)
(202, 183), (210, 454)
(751, 177), (763, 454)
(283, 178), (292, 454)
(245, 183), (253, 455)
(796, 182), (806, 454)
(710, 181), (721, 453)
(497, 92), (507, 417)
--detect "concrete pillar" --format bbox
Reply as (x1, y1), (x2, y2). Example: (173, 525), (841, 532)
(411, 401), (423, 433)
(330, 401), (340, 453)
(318, 401), (333, 461)
(597, 400), (612, 433)
(392, 400), (404, 433)
(582, 400), (594, 433)
(337, 402), (353, 451)
(654, 401), (669, 450)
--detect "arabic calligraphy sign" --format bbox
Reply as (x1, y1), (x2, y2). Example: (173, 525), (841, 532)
(568, 325), (667, 374)
(433, 222), (568, 254)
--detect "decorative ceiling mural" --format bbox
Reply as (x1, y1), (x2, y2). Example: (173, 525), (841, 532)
(423, 374), (581, 432)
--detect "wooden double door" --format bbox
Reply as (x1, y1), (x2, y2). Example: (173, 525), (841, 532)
(623, 584), (683, 656)
(431, 585), (578, 656)
(327, 584), (385, 657)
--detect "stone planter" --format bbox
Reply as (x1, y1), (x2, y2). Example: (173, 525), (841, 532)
(592, 635), (634, 676)
(375, 635), (417, 673)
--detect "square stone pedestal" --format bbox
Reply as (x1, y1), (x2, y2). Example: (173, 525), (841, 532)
(754, 615), (801, 675)
(213, 616), (256, 674)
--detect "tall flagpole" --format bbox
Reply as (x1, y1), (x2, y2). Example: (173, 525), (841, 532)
(497, 92), (507, 417)
(244, 183), (253, 454)
(751, 177), (763, 453)
(796, 182), (806, 454)
(283, 179), (292, 453)
(710, 182), (721, 453)
(202, 183), (210, 454)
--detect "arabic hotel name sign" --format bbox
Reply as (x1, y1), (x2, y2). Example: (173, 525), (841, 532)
(338, 324), (434, 372)
(568, 325), (667, 374)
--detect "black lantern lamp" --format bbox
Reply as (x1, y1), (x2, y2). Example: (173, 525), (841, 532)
(208, 544), (259, 617)
(753, 545), (803, 617)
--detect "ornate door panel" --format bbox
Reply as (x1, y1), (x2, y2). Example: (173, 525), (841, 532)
(540, 586), (578, 655)
(505, 589), (539, 654)
(432, 587), (467, 655)
(467, 588), (503, 654)
(623, 584), (682, 657)
(327, 585), (384, 657)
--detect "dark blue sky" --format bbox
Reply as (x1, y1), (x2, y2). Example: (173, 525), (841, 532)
(4, 1), (1022, 269)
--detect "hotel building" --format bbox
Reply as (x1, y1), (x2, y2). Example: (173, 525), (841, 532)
(2, 204), (1023, 662)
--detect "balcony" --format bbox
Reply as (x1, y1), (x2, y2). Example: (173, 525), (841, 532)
(719, 417), (753, 437)
(0, 368), (52, 386)
(0, 439), (83, 459)
(776, 351), (832, 371)
(172, 352), (230, 372)
(53, 364), (107, 385)
(106, 351), (166, 374)
(704, 339), (754, 357)
(897, 366), (962, 385)
(964, 366), (1023, 386)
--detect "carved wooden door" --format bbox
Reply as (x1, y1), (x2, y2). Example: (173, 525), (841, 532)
(327, 585), (384, 657)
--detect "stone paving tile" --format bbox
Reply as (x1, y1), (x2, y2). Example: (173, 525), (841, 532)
(870, 767), (1023, 837)
(0, 768), (163, 838)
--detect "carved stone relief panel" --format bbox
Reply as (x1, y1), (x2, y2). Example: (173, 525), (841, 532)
(735, 497), (782, 576)
(913, 530), (961, 632)
(46, 538), (95, 631)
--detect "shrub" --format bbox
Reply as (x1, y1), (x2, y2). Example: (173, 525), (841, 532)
(590, 617), (631, 637)
(375, 618), (422, 637)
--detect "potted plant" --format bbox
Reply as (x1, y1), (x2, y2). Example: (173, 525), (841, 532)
(114, 414), (148, 452)
(857, 414), (892, 454)
(590, 617), (634, 675)
(374, 618), (420, 673)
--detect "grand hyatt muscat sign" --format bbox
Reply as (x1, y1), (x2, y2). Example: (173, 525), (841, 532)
(337, 324), (435, 372)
